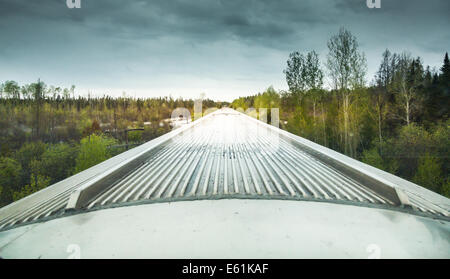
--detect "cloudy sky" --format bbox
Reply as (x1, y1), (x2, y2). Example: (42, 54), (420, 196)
(0, 0), (449, 101)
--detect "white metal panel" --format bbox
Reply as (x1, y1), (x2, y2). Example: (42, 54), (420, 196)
(0, 200), (448, 259)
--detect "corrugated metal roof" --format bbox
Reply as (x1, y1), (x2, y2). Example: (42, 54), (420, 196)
(87, 112), (390, 207)
(0, 108), (449, 231)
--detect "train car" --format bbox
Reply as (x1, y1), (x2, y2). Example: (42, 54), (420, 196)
(0, 108), (449, 258)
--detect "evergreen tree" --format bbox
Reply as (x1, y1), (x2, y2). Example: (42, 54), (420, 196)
(438, 52), (450, 118)
(440, 52), (450, 86)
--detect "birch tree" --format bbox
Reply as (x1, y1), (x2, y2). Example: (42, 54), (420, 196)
(372, 49), (394, 148)
(305, 51), (325, 143)
(326, 27), (367, 155)
(391, 53), (423, 126)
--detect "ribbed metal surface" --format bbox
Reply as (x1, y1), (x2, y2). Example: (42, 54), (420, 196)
(0, 186), (73, 230)
(87, 113), (391, 207)
(0, 109), (448, 231)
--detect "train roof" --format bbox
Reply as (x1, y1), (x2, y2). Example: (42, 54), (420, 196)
(1, 108), (449, 258)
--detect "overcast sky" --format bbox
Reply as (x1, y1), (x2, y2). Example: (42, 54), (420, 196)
(0, 0), (449, 101)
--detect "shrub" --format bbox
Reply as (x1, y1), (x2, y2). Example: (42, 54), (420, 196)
(413, 154), (443, 193)
(74, 134), (116, 173)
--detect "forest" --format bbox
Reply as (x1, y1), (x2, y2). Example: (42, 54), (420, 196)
(0, 27), (449, 207)
(232, 28), (449, 198)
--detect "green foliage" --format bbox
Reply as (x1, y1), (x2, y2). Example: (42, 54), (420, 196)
(413, 154), (443, 193)
(39, 143), (79, 183)
(361, 148), (386, 171)
(388, 124), (432, 179)
(2, 81), (20, 98)
(284, 106), (312, 138)
(284, 51), (324, 103)
(0, 157), (22, 205)
(128, 130), (143, 143)
(14, 141), (47, 186)
(254, 86), (281, 120)
(430, 121), (450, 173)
(326, 27), (367, 91)
(74, 134), (117, 173)
(0, 157), (22, 188)
(13, 174), (51, 201)
(361, 146), (398, 174)
(441, 179), (450, 198)
(14, 142), (47, 170)
(231, 96), (254, 111)
(440, 52), (450, 88)
(284, 51), (307, 93)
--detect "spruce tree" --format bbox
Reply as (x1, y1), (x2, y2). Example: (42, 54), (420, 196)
(440, 52), (450, 86)
(439, 52), (449, 118)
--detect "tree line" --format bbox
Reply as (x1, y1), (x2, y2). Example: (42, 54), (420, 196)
(231, 27), (449, 197)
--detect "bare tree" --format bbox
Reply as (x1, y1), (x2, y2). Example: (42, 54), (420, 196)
(305, 51), (325, 142)
(372, 49), (393, 148)
(390, 52), (423, 126)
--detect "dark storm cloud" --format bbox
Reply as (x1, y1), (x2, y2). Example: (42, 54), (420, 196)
(222, 15), (250, 27)
(1, 0), (448, 45)
(0, 0), (332, 47)
(0, 0), (449, 100)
